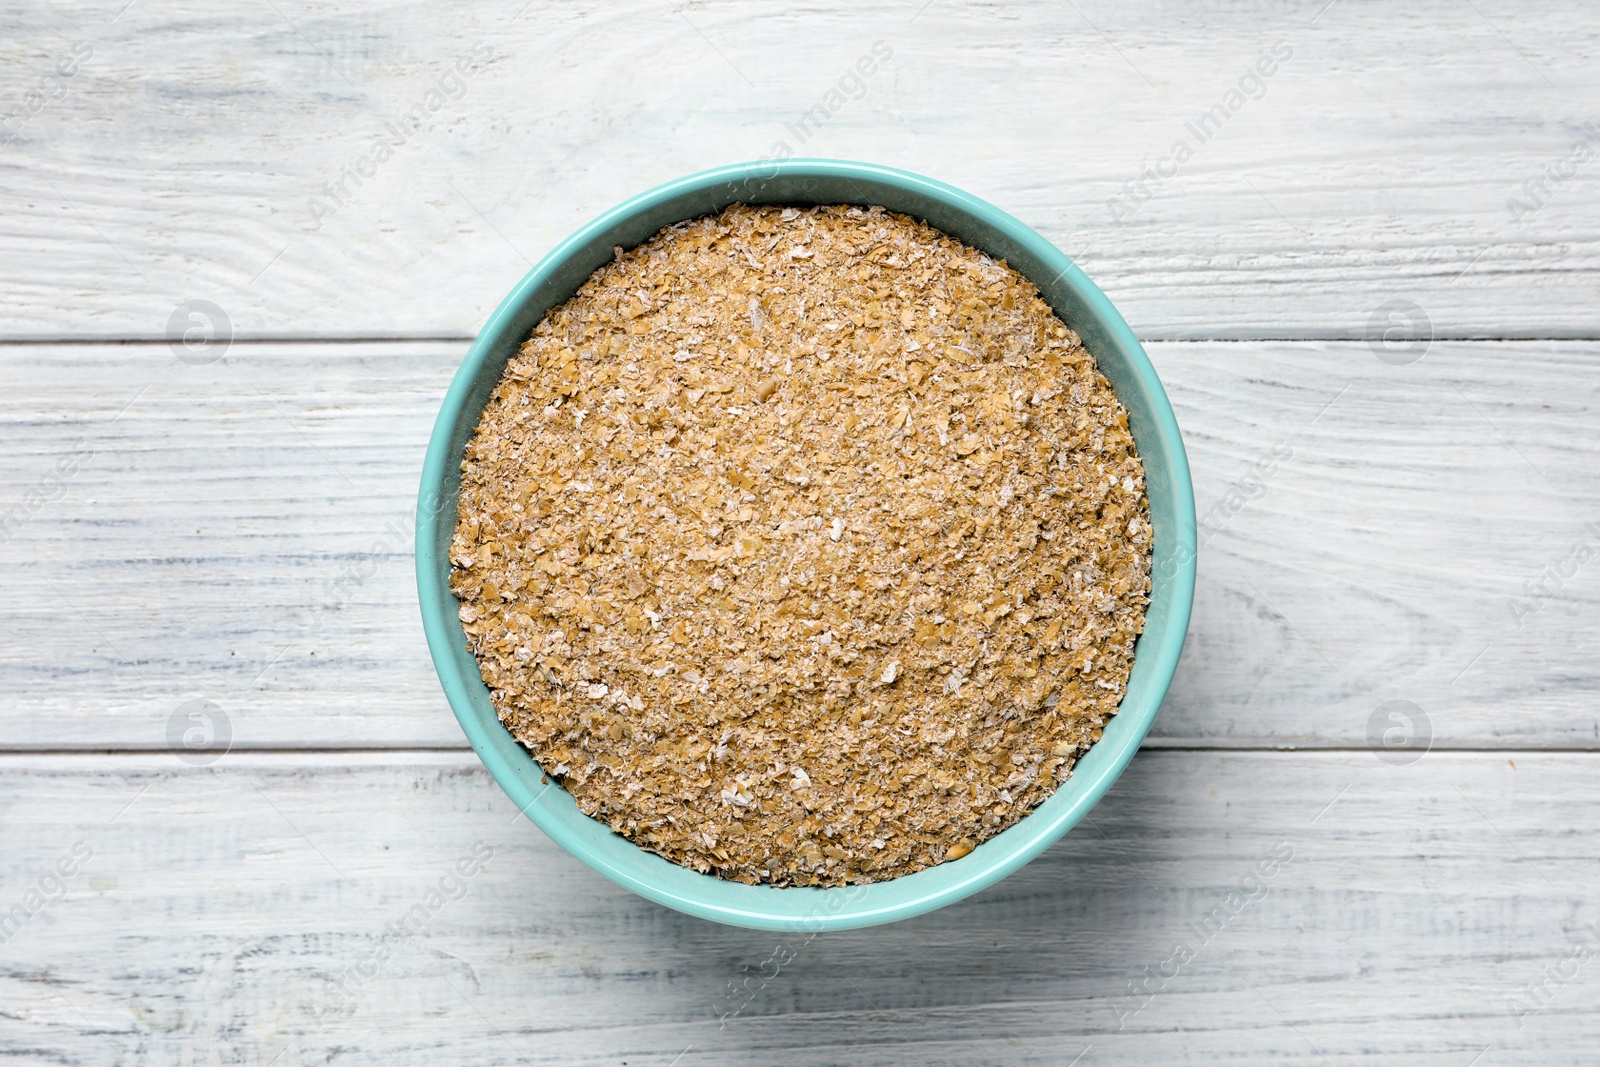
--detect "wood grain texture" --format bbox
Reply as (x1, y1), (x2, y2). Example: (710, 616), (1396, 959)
(3, 340), (1597, 750)
(1, 0), (1598, 340)
(5, 3), (1599, 1058)
(0, 751), (1595, 1065)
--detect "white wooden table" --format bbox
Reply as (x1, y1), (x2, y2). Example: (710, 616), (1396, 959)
(3, 1), (1598, 1063)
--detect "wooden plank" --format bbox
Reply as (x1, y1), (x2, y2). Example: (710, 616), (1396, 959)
(0, 751), (1594, 1064)
(3, 340), (1597, 750)
(1, 1), (1597, 340)
(0, 343), (460, 748)
(1161, 337), (1600, 750)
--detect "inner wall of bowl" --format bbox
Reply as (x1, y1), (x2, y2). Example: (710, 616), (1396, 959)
(424, 162), (1193, 930)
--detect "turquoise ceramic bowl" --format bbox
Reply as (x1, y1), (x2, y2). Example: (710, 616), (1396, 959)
(417, 160), (1195, 932)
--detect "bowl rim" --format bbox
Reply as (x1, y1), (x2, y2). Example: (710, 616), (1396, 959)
(416, 158), (1196, 931)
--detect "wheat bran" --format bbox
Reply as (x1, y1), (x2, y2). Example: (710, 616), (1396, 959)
(450, 203), (1151, 886)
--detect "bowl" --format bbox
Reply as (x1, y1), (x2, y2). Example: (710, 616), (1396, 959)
(416, 159), (1196, 931)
